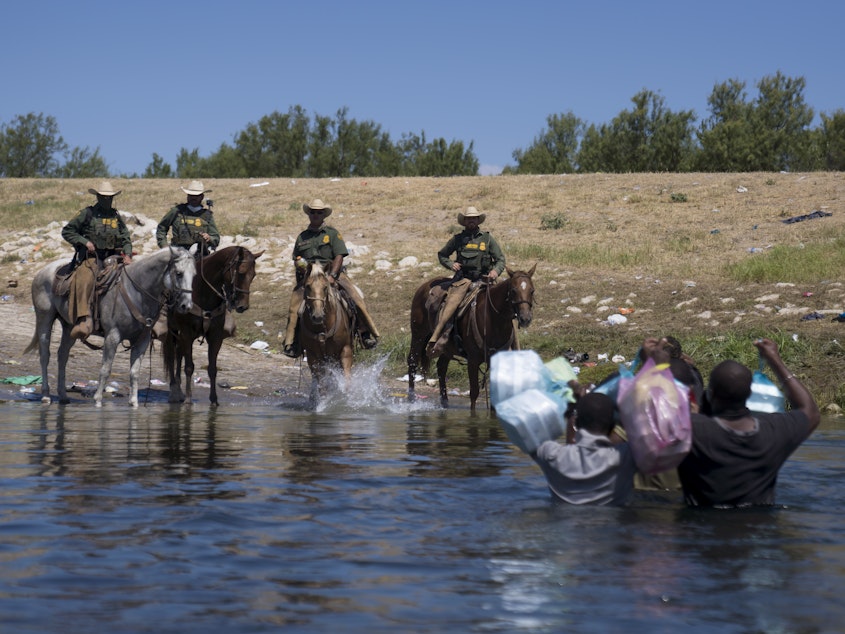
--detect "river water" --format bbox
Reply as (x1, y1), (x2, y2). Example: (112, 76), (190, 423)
(1, 378), (843, 633)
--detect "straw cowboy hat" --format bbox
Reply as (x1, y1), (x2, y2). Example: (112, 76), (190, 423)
(303, 199), (333, 218)
(181, 180), (212, 195)
(458, 206), (485, 226)
(88, 181), (122, 197)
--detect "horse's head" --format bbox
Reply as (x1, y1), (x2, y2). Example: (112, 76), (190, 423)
(225, 247), (263, 313)
(302, 262), (332, 325)
(166, 247), (196, 314)
(505, 264), (536, 328)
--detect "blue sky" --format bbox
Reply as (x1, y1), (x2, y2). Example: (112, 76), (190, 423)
(4, 0), (843, 176)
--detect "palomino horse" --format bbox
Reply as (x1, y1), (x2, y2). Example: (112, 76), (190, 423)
(407, 265), (536, 412)
(25, 246), (196, 407)
(162, 245), (263, 405)
(298, 262), (355, 406)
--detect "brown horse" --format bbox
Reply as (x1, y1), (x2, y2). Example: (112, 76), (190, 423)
(162, 245), (262, 405)
(407, 266), (536, 412)
(298, 262), (355, 406)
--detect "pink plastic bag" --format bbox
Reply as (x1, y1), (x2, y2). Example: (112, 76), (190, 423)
(617, 358), (692, 474)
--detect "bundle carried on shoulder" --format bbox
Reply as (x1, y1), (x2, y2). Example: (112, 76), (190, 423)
(490, 350), (576, 454)
(616, 357), (692, 474)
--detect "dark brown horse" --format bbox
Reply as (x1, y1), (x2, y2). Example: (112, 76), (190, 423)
(407, 265), (536, 412)
(298, 262), (355, 406)
(162, 245), (262, 405)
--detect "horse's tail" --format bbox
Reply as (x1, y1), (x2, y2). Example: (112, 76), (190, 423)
(23, 331), (38, 355)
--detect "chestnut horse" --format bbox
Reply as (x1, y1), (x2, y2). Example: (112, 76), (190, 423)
(162, 245), (262, 405)
(407, 266), (536, 412)
(298, 262), (355, 406)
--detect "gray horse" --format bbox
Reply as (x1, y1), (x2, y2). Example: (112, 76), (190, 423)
(25, 246), (196, 407)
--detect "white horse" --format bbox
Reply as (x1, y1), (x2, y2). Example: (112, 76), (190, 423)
(24, 246), (196, 407)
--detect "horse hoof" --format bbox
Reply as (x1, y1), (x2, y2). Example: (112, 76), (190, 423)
(41, 396), (51, 404)
(440, 398), (450, 409)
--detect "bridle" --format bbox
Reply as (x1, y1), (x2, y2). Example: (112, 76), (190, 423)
(198, 247), (250, 311)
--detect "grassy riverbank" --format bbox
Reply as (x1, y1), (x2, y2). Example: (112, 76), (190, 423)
(1, 173), (844, 409)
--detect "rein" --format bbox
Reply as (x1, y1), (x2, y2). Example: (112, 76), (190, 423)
(197, 247), (248, 312)
(121, 251), (189, 329)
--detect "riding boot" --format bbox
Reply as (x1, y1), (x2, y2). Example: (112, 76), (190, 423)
(283, 290), (303, 358)
(427, 283), (465, 354)
(223, 310), (236, 337)
(70, 316), (93, 340)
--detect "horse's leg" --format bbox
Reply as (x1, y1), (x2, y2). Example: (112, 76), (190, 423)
(55, 325), (75, 405)
(94, 331), (121, 407)
(467, 358), (482, 414)
(166, 336), (186, 404)
(437, 355), (451, 408)
(183, 338), (195, 403)
(126, 332), (152, 408)
(206, 332), (223, 406)
(34, 312), (55, 403)
(340, 345), (353, 392)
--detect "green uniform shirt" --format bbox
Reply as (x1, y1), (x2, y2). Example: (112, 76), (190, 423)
(156, 204), (221, 254)
(293, 224), (348, 267)
(61, 202), (133, 258)
(438, 228), (506, 278)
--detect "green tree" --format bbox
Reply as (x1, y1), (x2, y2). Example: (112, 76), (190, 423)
(0, 112), (68, 177)
(751, 72), (814, 171)
(819, 109), (845, 170)
(234, 106), (310, 177)
(576, 90), (696, 172)
(55, 146), (109, 178)
(143, 152), (174, 178)
(175, 148), (205, 178)
(696, 78), (754, 171)
(510, 111), (584, 174)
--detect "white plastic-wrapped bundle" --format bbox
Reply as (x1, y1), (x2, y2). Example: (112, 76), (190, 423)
(496, 389), (567, 454)
(489, 350), (551, 408)
(747, 370), (785, 413)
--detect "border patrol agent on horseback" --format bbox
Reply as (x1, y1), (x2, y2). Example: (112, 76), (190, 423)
(61, 181), (133, 340)
(154, 180), (230, 338)
(427, 206), (506, 357)
(156, 180), (220, 257)
(282, 198), (380, 358)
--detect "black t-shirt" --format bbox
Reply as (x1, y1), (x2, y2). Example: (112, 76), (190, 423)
(677, 411), (810, 507)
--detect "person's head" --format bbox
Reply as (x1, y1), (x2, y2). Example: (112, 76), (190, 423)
(662, 336), (683, 358)
(88, 181), (121, 208)
(573, 392), (616, 436)
(706, 360), (752, 417)
(303, 199), (332, 225)
(457, 206), (485, 230)
(181, 180), (211, 207)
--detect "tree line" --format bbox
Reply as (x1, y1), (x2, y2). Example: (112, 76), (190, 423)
(2, 72), (843, 178)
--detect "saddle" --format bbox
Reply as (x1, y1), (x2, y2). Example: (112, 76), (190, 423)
(51, 262), (75, 297)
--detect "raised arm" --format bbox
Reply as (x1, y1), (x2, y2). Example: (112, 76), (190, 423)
(754, 338), (820, 434)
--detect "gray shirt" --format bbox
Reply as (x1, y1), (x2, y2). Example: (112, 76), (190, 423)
(534, 429), (636, 506)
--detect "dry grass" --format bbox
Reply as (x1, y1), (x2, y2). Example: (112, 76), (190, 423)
(2, 173), (845, 405)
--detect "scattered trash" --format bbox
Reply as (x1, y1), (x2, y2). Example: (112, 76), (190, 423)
(1, 375), (41, 385)
(254, 321), (264, 327)
(25, 200), (34, 205)
(150, 379), (167, 386)
(782, 210), (832, 224)
(736, 186), (748, 193)
(249, 181), (270, 188)
(801, 312), (825, 321)
(618, 307), (635, 315)
(802, 291), (813, 297)
(397, 374), (423, 382)
(563, 348), (589, 363)
(611, 354), (626, 364)
(832, 313), (845, 323)
(0, 295), (12, 301)
(710, 229), (720, 234)
(792, 334), (799, 342)
(605, 314), (628, 326)
(597, 353), (609, 362)
(250, 340), (269, 350)
(7, 280), (17, 288)
(747, 247), (763, 253)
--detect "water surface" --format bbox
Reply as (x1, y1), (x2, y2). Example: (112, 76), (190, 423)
(1, 394), (843, 633)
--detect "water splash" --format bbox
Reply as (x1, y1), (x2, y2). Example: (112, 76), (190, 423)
(310, 354), (440, 414)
